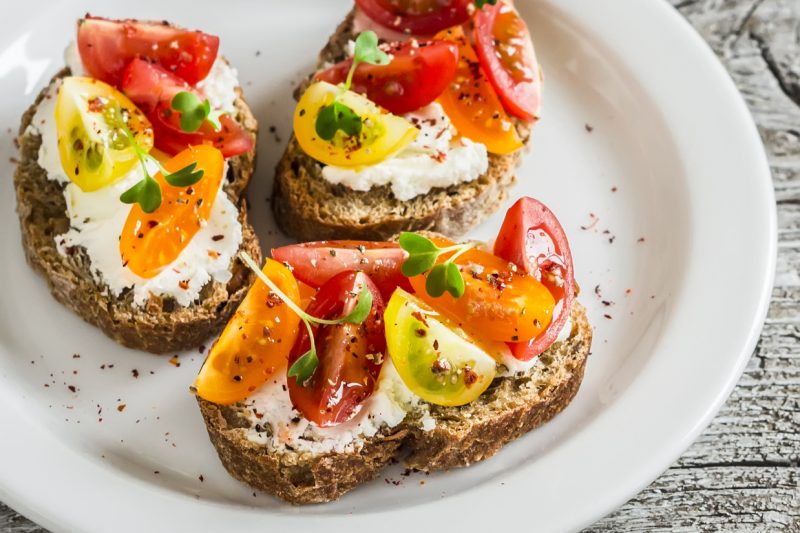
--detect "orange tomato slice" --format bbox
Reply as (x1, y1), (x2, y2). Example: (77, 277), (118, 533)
(195, 259), (308, 405)
(408, 237), (555, 343)
(120, 144), (224, 278)
(435, 25), (523, 154)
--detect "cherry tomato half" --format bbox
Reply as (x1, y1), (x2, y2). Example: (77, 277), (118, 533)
(474, 1), (542, 122)
(315, 40), (459, 115)
(408, 237), (555, 344)
(77, 16), (219, 86)
(288, 271), (387, 427)
(494, 197), (576, 360)
(355, 0), (472, 36)
(435, 25), (523, 154)
(385, 289), (499, 406)
(119, 144), (224, 279)
(272, 241), (411, 299)
(195, 259), (303, 405)
(55, 77), (153, 192)
(120, 58), (254, 158)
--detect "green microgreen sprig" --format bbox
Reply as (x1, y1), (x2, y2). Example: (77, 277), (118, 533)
(399, 233), (477, 298)
(314, 31), (391, 141)
(111, 93), (212, 213)
(118, 125), (205, 213)
(171, 92), (225, 132)
(474, 0), (498, 7)
(240, 251), (373, 385)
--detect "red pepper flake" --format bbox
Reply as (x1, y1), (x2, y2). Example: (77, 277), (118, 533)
(637, 237), (646, 243)
(132, 369), (140, 378)
(611, 186), (618, 192)
(580, 213), (599, 231)
(178, 280), (190, 290)
(604, 314), (613, 320)
(602, 300), (614, 307)
(212, 235), (225, 241)
(198, 344), (206, 353)
(585, 123), (594, 133)
(72, 354), (81, 359)
(117, 404), (126, 412)
(67, 385), (77, 393)
(463, 367), (478, 387)
(207, 250), (220, 259)
(199, 475), (204, 482)
(594, 285), (603, 298)
(169, 355), (181, 367)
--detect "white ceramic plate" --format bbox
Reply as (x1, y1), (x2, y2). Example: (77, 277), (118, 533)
(0, 0), (775, 531)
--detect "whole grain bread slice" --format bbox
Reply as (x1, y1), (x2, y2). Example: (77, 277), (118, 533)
(13, 67), (261, 354)
(272, 8), (531, 241)
(197, 301), (591, 504)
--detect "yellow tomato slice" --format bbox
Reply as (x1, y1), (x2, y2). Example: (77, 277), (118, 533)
(293, 81), (418, 167)
(195, 259), (303, 405)
(435, 26), (523, 155)
(56, 76), (153, 191)
(119, 145), (224, 278)
(408, 237), (555, 343)
(385, 289), (498, 406)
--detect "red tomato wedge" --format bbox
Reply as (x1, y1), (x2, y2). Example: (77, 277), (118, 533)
(355, 0), (472, 36)
(435, 25), (523, 154)
(272, 241), (411, 298)
(474, 1), (542, 122)
(120, 58), (254, 158)
(315, 40), (459, 115)
(77, 16), (219, 86)
(494, 197), (575, 360)
(287, 271), (387, 427)
(119, 145), (224, 279)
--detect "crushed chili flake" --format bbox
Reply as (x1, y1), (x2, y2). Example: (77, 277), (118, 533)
(580, 213), (599, 231)
(117, 404), (126, 412)
(178, 280), (190, 290)
(212, 235), (224, 241)
(169, 355), (181, 367)
(585, 123), (594, 132)
(132, 369), (140, 378)
(604, 314), (613, 320)
(637, 237), (646, 243)
(68, 385), (77, 393)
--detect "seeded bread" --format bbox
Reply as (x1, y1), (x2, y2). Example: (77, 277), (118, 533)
(13, 67), (261, 354)
(272, 8), (531, 241)
(197, 301), (591, 504)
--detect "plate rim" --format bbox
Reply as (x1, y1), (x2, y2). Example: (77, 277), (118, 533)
(0, 0), (776, 531)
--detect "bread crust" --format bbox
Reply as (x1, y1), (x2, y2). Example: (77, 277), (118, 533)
(271, 8), (530, 241)
(13, 68), (261, 354)
(197, 302), (591, 504)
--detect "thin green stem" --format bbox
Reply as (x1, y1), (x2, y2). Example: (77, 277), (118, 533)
(445, 242), (478, 264)
(303, 318), (316, 360)
(240, 252), (344, 326)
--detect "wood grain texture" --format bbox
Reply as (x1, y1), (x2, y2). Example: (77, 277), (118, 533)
(2, 0), (798, 531)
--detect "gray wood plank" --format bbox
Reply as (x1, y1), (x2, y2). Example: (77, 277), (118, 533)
(2, 0), (798, 531)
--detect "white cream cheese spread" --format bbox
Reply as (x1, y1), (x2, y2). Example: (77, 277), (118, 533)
(243, 359), (435, 454)
(322, 103), (489, 201)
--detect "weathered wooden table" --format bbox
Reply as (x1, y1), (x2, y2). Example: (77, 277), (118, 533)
(2, 0), (798, 531)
